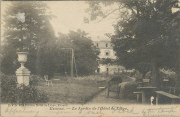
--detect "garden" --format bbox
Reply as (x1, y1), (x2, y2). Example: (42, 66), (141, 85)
(1, 69), (180, 104)
(1, 1), (180, 105)
(1, 73), (109, 104)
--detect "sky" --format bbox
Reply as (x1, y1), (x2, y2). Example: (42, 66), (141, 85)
(1, 1), (118, 41)
(46, 1), (117, 41)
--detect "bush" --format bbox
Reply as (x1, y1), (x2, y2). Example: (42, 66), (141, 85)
(159, 70), (178, 87)
(123, 82), (138, 100)
(1, 74), (18, 102)
(110, 74), (122, 83)
(15, 85), (48, 103)
(1, 73), (48, 103)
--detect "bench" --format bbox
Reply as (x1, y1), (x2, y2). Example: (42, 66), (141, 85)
(134, 92), (142, 102)
(156, 91), (180, 105)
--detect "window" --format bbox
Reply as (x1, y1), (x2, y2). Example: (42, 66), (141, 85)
(97, 43), (99, 47)
(105, 52), (109, 56)
(107, 68), (109, 72)
(106, 43), (108, 47)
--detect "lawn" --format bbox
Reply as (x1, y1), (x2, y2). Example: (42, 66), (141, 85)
(1, 74), (137, 104)
(36, 76), (108, 104)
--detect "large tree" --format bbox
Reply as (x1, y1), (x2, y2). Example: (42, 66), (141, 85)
(86, 0), (180, 88)
(55, 29), (99, 76)
(1, 1), (56, 76)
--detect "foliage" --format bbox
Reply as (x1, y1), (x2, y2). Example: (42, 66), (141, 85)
(1, 73), (17, 103)
(1, 1), (56, 76)
(1, 74), (48, 103)
(145, 70), (179, 87)
(112, 0), (180, 87)
(86, 0), (180, 87)
(159, 70), (179, 87)
(55, 29), (99, 76)
(123, 82), (138, 100)
(134, 63), (151, 79)
(129, 70), (142, 79)
(110, 74), (123, 83)
(16, 85), (48, 103)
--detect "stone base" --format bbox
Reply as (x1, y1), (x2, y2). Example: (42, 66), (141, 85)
(16, 67), (31, 86)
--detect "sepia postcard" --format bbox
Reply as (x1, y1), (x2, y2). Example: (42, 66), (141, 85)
(1, 0), (180, 117)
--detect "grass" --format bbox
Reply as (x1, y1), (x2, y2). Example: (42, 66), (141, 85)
(1, 74), (137, 104)
(35, 74), (136, 104)
(36, 75), (108, 104)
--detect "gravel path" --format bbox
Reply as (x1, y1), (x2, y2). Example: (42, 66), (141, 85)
(86, 80), (138, 104)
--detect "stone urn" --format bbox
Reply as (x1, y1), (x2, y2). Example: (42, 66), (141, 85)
(15, 52), (31, 86)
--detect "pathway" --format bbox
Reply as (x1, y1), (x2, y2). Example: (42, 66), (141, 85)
(86, 78), (138, 104)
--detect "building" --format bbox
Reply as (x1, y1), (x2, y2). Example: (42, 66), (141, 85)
(93, 40), (125, 74)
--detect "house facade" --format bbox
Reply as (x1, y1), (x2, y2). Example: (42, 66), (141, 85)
(93, 40), (125, 74)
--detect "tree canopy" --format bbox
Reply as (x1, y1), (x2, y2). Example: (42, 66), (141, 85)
(2, 2), (99, 77)
(1, 1), (56, 76)
(86, 0), (180, 87)
(55, 30), (99, 76)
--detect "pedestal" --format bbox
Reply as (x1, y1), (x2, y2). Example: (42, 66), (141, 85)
(16, 66), (31, 86)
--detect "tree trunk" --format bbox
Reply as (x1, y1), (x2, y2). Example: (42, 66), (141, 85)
(151, 59), (160, 88)
(177, 45), (180, 91)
